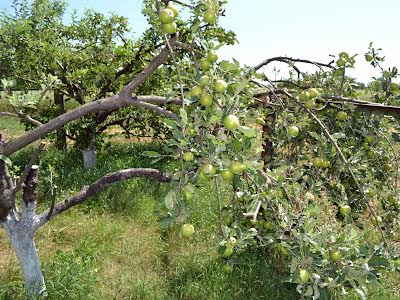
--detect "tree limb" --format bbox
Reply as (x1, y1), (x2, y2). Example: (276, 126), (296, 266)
(0, 95), (179, 156)
(254, 56), (335, 71)
(37, 168), (172, 226)
(0, 112), (43, 127)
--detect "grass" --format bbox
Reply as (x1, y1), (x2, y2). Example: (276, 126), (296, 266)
(0, 116), (25, 137)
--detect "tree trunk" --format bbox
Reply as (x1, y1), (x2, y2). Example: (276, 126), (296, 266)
(82, 146), (96, 169)
(54, 91), (67, 150)
(2, 218), (46, 298)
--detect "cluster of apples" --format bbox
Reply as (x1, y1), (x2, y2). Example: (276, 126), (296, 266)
(312, 157), (331, 169)
(299, 87), (319, 109)
(159, 3), (179, 34)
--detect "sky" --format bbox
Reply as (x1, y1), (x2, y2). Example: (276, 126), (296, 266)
(1, 0), (399, 83)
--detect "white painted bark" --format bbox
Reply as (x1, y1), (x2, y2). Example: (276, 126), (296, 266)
(82, 147), (96, 169)
(2, 204), (46, 298)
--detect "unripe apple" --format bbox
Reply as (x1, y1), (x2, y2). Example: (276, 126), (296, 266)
(223, 264), (233, 273)
(365, 54), (373, 62)
(321, 159), (331, 168)
(183, 152), (194, 162)
(199, 75), (210, 87)
(200, 59), (212, 71)
(288, 126), (299, 137)
(199, 93), (213, 107)
(229, 161), (245, 175)
(220, 169), (234, 181)
(331, 251), (341, 262)
(336, 58), (346, 67)
(299, 269), (310, 283)
(304, 99), (315, 109)
(299, 91), (310, 102)
(336, 111), (347, 121)
(159, 8), (174, 24)
(181, 223), (194, 237)
(263, 221), (273, 230)
(308, 88), (319, 98)
(390, 82), (399, 91)
(312, 157), (323, 168)
(340, 205), (351, 216)
(184, 190), (193, 202)
(203, 10), (217, 24)
(202, 164), (217, 177)
(256, 117), (266, 125)
(223, 115), (240, 130)
(365, 135), (374, 143)
(191, 86), (202, 97)
(339, 51), (349, 59)
(214, 79), (227, 93)
(207, 51), (218, 63)
(223, 245), (234, 257)
(167, 3), (179, 18)
(163, 22), (177, 34)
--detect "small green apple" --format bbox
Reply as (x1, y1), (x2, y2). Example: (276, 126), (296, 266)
(331, 251), (341, 262)
(229, 161), (245, 175)
(214, 79), (227, 93)
(223, 264), (233, 273)
(312, 157), (323, 168)
(202, 164), (217, 177)
(288, 126), (299, 137)
(191, 86), (202, 97)
(256, 117), (266, 125)
(199, 93), (213, 107)
(304, 99), (315, 109)
(308, 88), (319, 98)
(181, 223), (194, 237)
(340, 205), (351, 216)
(163, 22), (177, 34)
(223, 115), (240, 130)
(223, 245), (234, 257)
(183, 152), (194, 162)
(299, 269), (310, 283)
(199, 75), (210, 86)
(220, 169), (234, 181)
(336, 58), (346, 67)
(336, 111), (347, 121)
(207, 51), (218, 63)
(203, 10), (217, 24)
(159, 8), (174, 24)
(167, 4), (179, 18)
(365, 54), (373, 62)
(200, 59), (212, 71)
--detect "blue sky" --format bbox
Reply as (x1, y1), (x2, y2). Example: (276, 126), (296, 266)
(1, 0), (399, 82)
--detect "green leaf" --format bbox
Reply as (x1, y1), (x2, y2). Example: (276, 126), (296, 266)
(164, 189), (176, 210)
(0, 155), (12, 165)
(141, 151), (161, 158)
(160, 216), (175, 229)
(239, 126), (256, 138)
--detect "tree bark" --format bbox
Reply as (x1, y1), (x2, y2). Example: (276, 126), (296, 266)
(54, 91), (67, 150)
(3, 219), (45, 298)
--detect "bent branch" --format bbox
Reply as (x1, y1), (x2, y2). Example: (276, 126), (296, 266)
(0, 112), (42, 127)
(38, 168), (172, 226)
(254, 56), (335, 71)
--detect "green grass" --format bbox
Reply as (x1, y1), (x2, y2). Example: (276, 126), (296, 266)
(0, 143), (399, 300)
(0, 116), (25, 137)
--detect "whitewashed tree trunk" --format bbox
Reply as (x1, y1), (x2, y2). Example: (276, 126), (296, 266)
(82, 147), (96, 169)
(2, 211), (46, 298)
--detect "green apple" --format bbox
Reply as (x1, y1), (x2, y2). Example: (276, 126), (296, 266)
(199, 93), (213, 107)
(199, 75), (210, 86)
(184, 190), (193, 202)
(229, 161), (245, 175)
(331, 251), (341, 262)
(220, 169), (234, 181)
(383, 71), (392, 79)
(304, 99), (315, 109)
(362, 142), (369, 150)
(365, 54), (373, 62)
(214, 79), (228, 93)
(256, 117), (266, 125)
(191, 86), (202, 97)
(200, 59), (212, 71)
(321, 159), (331, 168)
(365, 135), (374, 143)
(223, 264), (233, 273)
(336, 58), (346, 67)
(223, 245), (234, 257)
(299, 269), (310, 283)
(339, 51), (349, 59)
(167, 3), (179, 18)
(299, 90), (310, 102)
(202, 164), (217, 177)
(207, 51), (218, 63)
(264, 221), (273, 230)
(390, 82), (399, 91)
(163, 22), (177, 34)
(183, 152), (194, 162)
(312, 157), (323, 168)
(336, 111), (347, 121)
(308, 88), (319, 98)
(181, 223), (194, 237)
(203, 10), (217, 24)
(159, 8), (174, 24)
(288, 125), (299, 137)
(223, 114), (240, 130)
(340, 205), (351, 216)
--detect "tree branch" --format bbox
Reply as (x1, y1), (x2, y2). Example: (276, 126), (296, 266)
(0, 112), (43, 127)
(0, 95), (179, 156)
(254, 56), (335, 71)
(37, 168), (172, 226)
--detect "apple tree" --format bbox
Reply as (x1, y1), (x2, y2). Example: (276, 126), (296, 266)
(0, 0), (399, 299)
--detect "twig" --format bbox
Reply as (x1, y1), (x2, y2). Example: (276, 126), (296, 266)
(46, 185), (57, 221)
